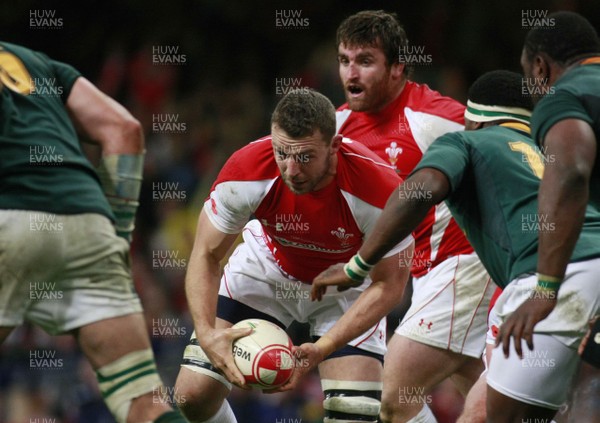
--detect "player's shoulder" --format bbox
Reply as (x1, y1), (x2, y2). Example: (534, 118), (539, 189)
(404, 81), (465, 121)
(217, 135), (279, 183)
(337, 138), (401, 204)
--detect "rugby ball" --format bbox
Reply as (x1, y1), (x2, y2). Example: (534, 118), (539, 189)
(231, 319), (294, 388)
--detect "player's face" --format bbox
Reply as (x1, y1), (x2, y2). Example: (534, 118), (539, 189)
(338, 43), (401, 112)
(271, 125), (341, 195)
(520, 48), (547, 105)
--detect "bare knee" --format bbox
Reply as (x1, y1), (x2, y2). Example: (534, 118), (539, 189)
(174, 367), (229, 421)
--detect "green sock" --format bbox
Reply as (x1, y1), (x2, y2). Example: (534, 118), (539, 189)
(154, 410), (188, 423)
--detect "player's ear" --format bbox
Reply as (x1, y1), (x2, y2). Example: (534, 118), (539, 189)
(532, 53), (550, 82)
(330, 134), (343, 152)
(390, 62), (404, 80)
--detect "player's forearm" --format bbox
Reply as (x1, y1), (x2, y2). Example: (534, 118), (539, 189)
(537, 163), (588, 278)
(317, 254), (410, 356)
(359, 172), (442, 265)
(316, 279), (401, 356)
(185, 252), (223, 337)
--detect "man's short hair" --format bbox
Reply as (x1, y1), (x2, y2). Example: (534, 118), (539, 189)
(524, 11), (600, 65)
(468, 70), (533, 111)
(271, 89), (336, 141)
(336, 10), (411, 75)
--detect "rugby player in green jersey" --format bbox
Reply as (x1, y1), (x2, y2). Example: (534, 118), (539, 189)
(311, 69), (600, 422)
(0, 42), (186, 423)
(499, 11), (600, 423)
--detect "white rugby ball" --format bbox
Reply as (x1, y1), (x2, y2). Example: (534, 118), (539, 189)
(231, 319), (294, 388)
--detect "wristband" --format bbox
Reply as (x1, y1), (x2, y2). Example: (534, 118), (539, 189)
(343, 253), (374, 283)
(536, 273), (562, 291)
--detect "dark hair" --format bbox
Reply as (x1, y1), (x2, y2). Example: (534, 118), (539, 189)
(468, 70), (532, 110)
(271, 89), (336, 141)
(524, 11), (600, 65)
(336, 10), (411, 75)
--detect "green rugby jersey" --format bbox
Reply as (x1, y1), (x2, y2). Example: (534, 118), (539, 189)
(414, 123), (600, 287)
(532, 57), (600, 212)
(0, 41), (113, 219)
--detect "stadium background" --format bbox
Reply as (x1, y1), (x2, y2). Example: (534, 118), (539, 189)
(1, 0), (599, 421)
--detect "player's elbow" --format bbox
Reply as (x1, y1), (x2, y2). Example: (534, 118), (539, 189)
(117, 114), (144, 153)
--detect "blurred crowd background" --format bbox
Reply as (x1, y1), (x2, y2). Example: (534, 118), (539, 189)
(1, 0), (599, 421)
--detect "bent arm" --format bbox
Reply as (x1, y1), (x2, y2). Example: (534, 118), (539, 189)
(359, 168), (451, 265)
(66, 77), (143, 154)
(316, 243), (414, 356)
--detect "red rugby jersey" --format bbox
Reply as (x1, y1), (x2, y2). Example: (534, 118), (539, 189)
(337, 81), (474, 277)
(205, 136), (413, 283)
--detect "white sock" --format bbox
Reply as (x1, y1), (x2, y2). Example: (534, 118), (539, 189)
(199, 400), (237, 423)
(406, 404), (438, 423)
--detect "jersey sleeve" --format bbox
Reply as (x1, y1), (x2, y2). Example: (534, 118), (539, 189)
(204, 149), (277, 234)
(412, 132), (470, 193)
(532, 89), (594, 146)
(405, 107), (464, 153)
(34, 52), (81, 103)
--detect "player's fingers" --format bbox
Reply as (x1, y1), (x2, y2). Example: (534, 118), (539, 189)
(511, 321), (526, 359)
(523, 319), (536, 352)
(311, 285), (326, 301)
(497, 321), (513, 358)
(218, 358), (247, 388)
(228, 327), (253, 340)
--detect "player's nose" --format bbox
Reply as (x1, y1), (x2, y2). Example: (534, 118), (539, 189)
(284, 157), (302, 177)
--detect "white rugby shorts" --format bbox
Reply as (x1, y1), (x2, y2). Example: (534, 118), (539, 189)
(395, 252), (494, 358)
(0, 210), (142, 335)
(217, 220), (387, 355)
(487, 257), (600, 409)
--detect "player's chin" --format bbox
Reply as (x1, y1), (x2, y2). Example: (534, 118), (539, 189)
(346, 97), (370, 112)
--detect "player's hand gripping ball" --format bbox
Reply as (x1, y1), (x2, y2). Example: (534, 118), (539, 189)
(232, 319), (294, 388)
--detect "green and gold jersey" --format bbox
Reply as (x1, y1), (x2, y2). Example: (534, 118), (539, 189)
(414, 123), (600, 287)
(0, 41), (113, 219)
(532, 57), (600, 212)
